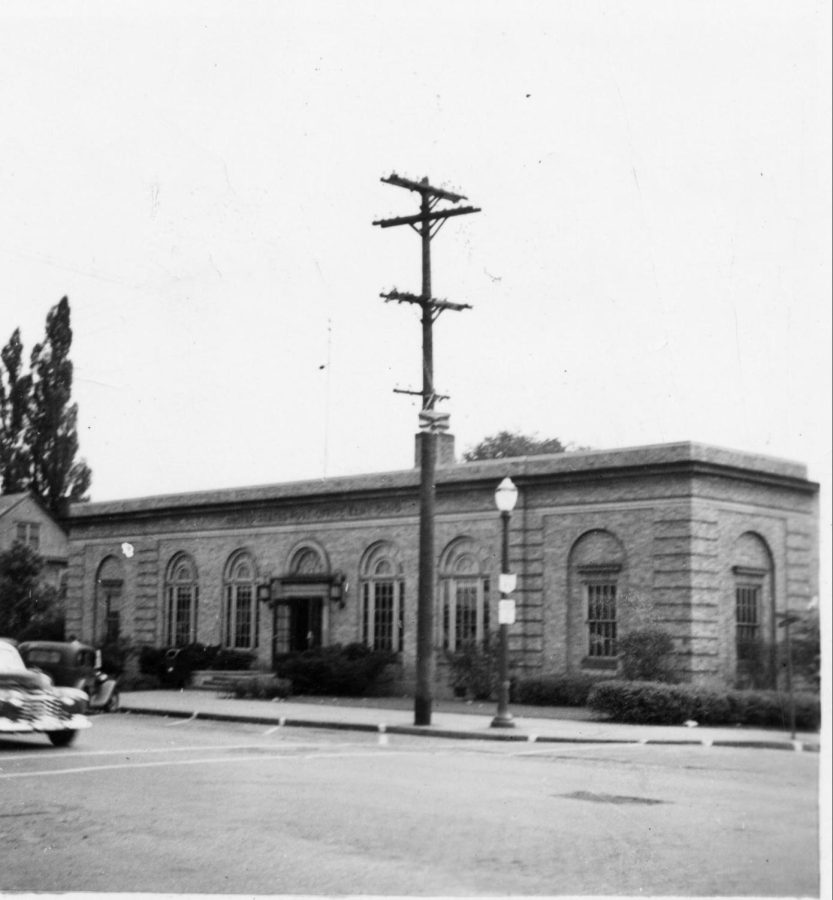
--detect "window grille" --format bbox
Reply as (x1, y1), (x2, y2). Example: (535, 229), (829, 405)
(441, 574), (490, 650)
(587, 582), (617, 658)
(170, 585), (197, 646)
(105, 611), (120, 643)
(360, 546), (404, 651)
(224, 553), (258, 649)
(166, 556), (198, 647)
(226, 583), (254, 648)
(455, 579), (479, 646)
(373, 581), (395, 649)
(735, 584), (761, 659)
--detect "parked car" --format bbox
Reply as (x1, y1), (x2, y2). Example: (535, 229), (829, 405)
(158, 644), (214, 688)
(18, 640), (120, 712)
(0, 638), (91, 746)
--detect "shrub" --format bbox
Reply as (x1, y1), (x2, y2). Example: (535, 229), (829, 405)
(725, 689), (820, 730)
(99, 636), (136, 676)
(587, 680), (686, 724)
(275, 643), (395, 696)
(230, 675), (292, 700)
(618, 629), (676, 682)
(735, 639), (776, 690)
(445, 640), (500, 700)
(117, 672), (161, 691)
(734, 613), (823, 693)
(139, 645), (168, 676)
(512, 672), (599, 707)
(686, 687), (732, 725)
(588, 679), (821, 730)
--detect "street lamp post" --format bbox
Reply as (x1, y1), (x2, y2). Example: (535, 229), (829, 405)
(777, 611), (800, 740)
(492, 476), (518, 728)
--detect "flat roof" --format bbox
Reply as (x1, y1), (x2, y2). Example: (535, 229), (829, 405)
(67, 440), (815, 520)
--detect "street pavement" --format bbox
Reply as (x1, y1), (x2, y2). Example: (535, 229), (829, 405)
(119, 689), (821, 751)
(4, 713), (820, 895)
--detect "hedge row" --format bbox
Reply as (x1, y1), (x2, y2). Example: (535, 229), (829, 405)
(511, 673), (600, 707)
(274, 643), (395, 696)
(587, 680), (820, 730)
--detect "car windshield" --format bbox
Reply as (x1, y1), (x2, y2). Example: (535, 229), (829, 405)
(0, 642), (27, 674)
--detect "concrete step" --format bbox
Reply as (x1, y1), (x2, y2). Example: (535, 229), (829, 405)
(190, 670), (258, 691)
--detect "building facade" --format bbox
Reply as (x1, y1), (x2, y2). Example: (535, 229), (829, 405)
(63, 441), (819, 690)
(0, 492), (68, 590)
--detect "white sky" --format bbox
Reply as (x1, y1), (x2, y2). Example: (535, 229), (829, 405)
(1, 0), (830, 602)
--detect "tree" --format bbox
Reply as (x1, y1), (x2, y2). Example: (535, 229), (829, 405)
(0, 542), (63, 640)
(462, 430), (585, 462)
(25, 297), (92, 517)
(0, 328), (32, 494)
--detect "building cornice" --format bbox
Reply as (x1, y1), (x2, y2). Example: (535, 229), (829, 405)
(66, 441), (817, 528)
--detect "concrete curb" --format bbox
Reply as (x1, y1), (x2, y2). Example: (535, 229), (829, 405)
(117, 706), (819, 752)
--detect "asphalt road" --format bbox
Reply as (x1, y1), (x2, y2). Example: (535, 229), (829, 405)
(0, 713), (819, 896)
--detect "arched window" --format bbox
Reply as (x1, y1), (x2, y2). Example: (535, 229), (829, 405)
(732, 532), (775, 688)
(360, 542), (404, 652)
(289, 546), (327, 575)
(165, 553), (199, 647)
(568, 530), (626, 666)
(224, 551), (258, 650)
(96, 556), (124, 645)
(439, 538), (491, 651)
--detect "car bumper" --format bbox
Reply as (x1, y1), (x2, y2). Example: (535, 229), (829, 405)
(0, 714), (91, 733)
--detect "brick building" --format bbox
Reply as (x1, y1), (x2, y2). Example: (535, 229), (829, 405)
(63, 440), (819, 691)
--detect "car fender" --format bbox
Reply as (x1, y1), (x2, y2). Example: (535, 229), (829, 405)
(55, 685), (90, 712)
(90, 678), (118, 709)
(57, 685), (89, 702)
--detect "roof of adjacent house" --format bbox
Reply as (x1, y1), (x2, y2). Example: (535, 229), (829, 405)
(0, 493), (30, 519)
(66, 440), (817, 522)
(0, 492), (66, 539)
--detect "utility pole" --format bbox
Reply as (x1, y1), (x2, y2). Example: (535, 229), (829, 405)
(373, 173), (480, 725)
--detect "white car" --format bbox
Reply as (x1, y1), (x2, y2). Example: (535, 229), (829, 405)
(0, 638), (91, 746)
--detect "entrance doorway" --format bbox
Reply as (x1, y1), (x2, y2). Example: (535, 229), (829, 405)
(273, 597), (324, 657)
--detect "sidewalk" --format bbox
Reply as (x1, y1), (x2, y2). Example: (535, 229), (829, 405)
(118, 690), (820, 752)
